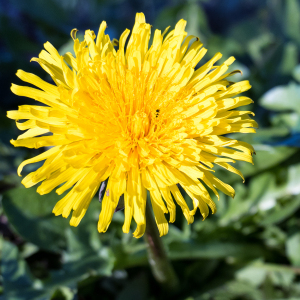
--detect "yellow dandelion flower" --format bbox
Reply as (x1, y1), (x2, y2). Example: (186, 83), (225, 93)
(8, 13), (257, 238)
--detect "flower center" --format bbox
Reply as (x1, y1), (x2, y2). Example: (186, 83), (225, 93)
(130, 110), (150, 140)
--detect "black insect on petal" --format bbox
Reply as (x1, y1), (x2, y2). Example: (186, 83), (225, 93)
(99, 179), (108, 203)
(115, 194), (125, 212)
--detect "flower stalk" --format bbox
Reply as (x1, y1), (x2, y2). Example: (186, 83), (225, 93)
(144, 200), (179, 289)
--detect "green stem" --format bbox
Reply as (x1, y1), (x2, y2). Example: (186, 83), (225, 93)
(144, 200), (179, 290)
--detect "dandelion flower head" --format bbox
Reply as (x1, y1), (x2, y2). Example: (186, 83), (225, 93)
(8, 13), (257, 238)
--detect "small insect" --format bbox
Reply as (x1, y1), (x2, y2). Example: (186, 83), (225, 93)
(155, 109), (160, 118)
(106, 189), (110, 197)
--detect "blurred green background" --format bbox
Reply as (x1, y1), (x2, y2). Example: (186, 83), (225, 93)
(1, 0), (300, 299)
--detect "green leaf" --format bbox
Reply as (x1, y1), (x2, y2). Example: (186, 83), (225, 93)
(47, 229), (115, 288)
(2, 185), (115, 278)
(45, 201), (115, 286)
(287, 163), (300, 193)
(260, 195), (300, 226)
(219, 173), (272, 225)
(197, 280), (263, 300)
(2, 187), (69, 252)
(236, 261), (267, 287)
(233, 128), (290, 145)
(260, 226), (287, 249)
(50, 286), (76, 300)
(286, 233), (300, 267)
(248, 32), (275, 64)
(48, 201), (115, 286)
(237, 260), (296, 288)
(293, 64), (300, 82)
(240, 145), (297, 178)
(271, 112), (300, 132)
(168, 241), (265, 260)
(1, 241), (50, 300)
(1, 206), (114, 298)
(259, 82), (300, 114)
(1, 238), (112, 300)
(257, 164), (300, 211)
(280, 42), (298, 75)
(285, 0), (300, 43)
